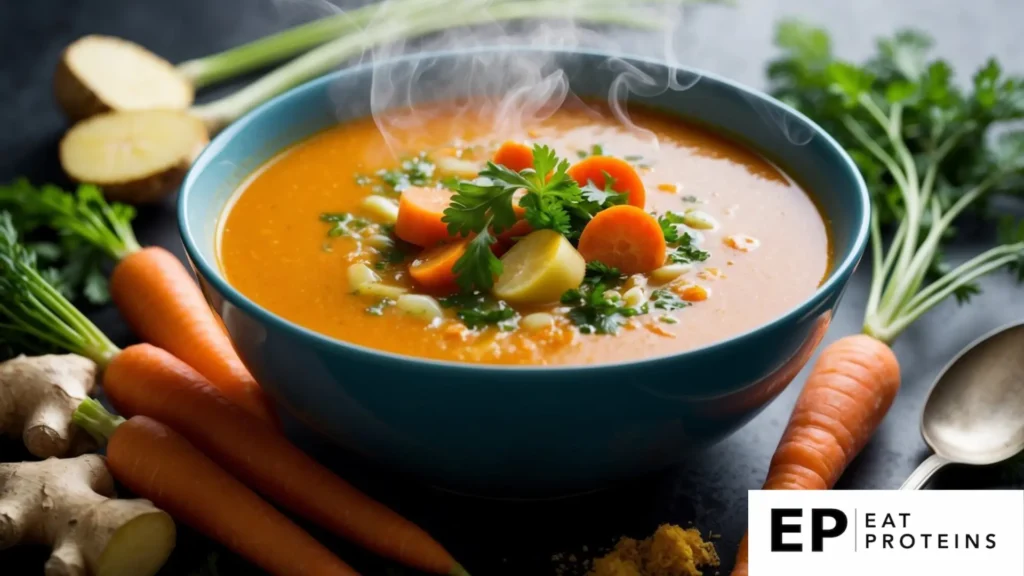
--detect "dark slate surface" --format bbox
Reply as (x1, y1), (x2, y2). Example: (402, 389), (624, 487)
(1, 0), (1022, 574)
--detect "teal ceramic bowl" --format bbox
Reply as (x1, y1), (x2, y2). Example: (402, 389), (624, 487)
(179, 48), (869, 495)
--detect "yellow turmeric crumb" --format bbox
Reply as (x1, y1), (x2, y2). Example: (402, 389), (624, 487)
(657, 183), (679, 193)
(588, 525), (719, 576)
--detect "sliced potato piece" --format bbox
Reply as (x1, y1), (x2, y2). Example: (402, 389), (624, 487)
(60, 110), (209, 204)
(55, 35), (194, 122)
(493, 229), (585, 305)
(355, 283), (408, 299)
(360, 196), (400, 224)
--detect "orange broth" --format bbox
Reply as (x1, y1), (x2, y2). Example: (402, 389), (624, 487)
(218, 104), (831, 365)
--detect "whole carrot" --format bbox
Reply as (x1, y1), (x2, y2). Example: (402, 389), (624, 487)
(103, 343), (470, 576)
(0, 183), (277, 426)
(110, 246), (278, 426)
(72, 399), (357, 576)
(0, 222), (466, 576)
(731, 335), (900, 576)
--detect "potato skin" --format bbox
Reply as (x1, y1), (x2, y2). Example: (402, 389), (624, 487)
(54, 52), (111, 123)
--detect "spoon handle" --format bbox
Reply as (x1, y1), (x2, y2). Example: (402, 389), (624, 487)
(900, 453), (951, 490)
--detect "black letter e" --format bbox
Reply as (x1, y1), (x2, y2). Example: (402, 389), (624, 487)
(771, 509), (803, 552)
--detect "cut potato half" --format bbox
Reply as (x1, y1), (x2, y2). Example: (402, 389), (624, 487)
(55, 35), (194, 122)
(60, 110), (209, 204)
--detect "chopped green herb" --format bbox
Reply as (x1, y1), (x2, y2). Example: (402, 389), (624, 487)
(439, 292), (518, 330)
(376, 154), (436, 193)
(668, 240), (710, 265)
(658, 315), (680, 324)
(656, 212), (710, 264)
(321, 212), (370, 238)
(560, 282), (647, 335)
(366, 298), (395, 316)
(680, 195), (700, 203)
(584, 261), (625, 286)
(657, 212), (687, 243)
(650, 288), (688, 311)
(576, 144), (606, 159)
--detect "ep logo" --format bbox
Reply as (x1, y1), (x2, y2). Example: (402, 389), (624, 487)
(771, 508), (848, 552)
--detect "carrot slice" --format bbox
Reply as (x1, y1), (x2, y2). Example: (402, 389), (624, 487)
(395, 186), (454, 248)
(493, 141), (534, 172)
(567, 156), (646, 208)
(409, 240), (468, 292)
(577, 205), (666, 275)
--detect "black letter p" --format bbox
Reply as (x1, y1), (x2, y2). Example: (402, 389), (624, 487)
(811, 509), (848, 552)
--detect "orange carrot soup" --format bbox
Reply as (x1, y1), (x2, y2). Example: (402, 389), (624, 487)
(218, 104), (831, 365)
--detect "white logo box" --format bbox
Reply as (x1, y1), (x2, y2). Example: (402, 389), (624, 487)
(748, 490), (1024, 576)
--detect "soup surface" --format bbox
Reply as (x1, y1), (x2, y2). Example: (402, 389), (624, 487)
(219, 104), (830, 365)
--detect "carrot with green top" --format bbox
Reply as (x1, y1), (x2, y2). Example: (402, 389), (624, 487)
(731, 23), (1024, 574)
(73, 400), (358, 576)
(0, 183), (277, 426)
(577, 205), (666, 274)
(0, 213), (470, 576)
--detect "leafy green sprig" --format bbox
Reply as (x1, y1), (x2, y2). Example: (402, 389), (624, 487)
(441, 144), (625, 291)
(768, 21), (1024, 343)
(0, 180), (142, 304)
(658, 213), (710, 264)
(0, 212), (119, 365)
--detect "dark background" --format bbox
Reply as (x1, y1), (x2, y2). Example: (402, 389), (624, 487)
(2, 0), (1023, 574)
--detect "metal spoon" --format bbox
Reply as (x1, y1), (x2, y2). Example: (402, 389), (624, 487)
(901, 320), (1024, 490)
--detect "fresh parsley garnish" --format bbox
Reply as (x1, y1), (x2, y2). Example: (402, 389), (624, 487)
(650, 289), (688, 311)
(442, 145), (614, 291)
(576, 144), (606, 159)
(376, 154), (436, 193)
(321, 212), (370, 237)
(584, 261), (625, 286)
(560, 283), (647, 335)
(439, 292), (518, 330)
(657, 212), (710, 264)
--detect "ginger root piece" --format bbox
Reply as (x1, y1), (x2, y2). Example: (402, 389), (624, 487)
(59, 109), (209, 204)
(0, 355), (98, 458)
(0, 455), (175, 576)
(54, 35), (194, 123)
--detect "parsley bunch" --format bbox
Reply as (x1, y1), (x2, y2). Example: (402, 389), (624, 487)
(768, 21), (1024, 343)
(442, 145), (625, 291)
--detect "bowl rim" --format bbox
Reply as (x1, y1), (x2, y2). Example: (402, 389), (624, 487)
(179, 46), (870, 376)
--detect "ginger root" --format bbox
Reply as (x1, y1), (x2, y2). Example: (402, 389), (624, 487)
(0, 455), (176, 576)
(0, 355), (98, 458)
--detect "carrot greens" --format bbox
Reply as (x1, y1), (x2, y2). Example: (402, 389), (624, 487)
(769, 21), (1024, 343)
(0, 212), (119, 364)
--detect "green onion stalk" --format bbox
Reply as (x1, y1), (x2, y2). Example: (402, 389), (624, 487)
(191, 0), (730, 133)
